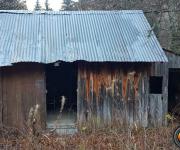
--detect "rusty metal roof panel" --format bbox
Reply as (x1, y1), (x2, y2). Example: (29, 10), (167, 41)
(0, 10), (167, 66)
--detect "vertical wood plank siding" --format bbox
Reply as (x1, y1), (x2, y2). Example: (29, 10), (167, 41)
(164, 51), (180, 68)
(77, 63), (166, 127)
(149, 62), (168, 127)
(1, 50), (179, 129)
(0, 63), (46, 129)
(149, 50), (180, 127)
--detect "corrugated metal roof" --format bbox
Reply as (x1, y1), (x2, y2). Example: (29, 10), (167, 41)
(0, 10), (167, 66)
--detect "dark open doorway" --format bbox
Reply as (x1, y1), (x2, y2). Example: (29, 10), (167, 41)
(45, 62), (77, 131)
(168, 69), (180, 115)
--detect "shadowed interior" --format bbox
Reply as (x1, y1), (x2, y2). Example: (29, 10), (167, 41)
(168, 69), (180, 115)
(45, 62), (77, 129)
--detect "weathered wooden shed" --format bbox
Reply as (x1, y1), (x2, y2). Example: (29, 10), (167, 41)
(0, 10), (171, 129)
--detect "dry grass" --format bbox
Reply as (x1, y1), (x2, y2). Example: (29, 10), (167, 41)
(0, 123), (179, 150)
(0, 106), (179, 150)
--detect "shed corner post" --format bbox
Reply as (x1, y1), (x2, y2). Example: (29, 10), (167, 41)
(0, 68), (2, 125)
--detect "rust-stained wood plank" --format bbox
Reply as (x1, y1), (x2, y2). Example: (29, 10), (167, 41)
(72, 61), (168, 127)
(77, 63), (154, 127)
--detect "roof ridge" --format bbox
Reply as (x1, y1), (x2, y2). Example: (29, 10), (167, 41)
(0, 10), (143, 15)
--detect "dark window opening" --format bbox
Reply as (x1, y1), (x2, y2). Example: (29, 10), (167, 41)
(149, 76), (163, 94)
(168, 69), (180, 115)
(45, 62), (77, 129)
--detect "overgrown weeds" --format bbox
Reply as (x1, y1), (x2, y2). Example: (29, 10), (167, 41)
(0, 123), (179, 150)
(0, 106), (179, 150)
